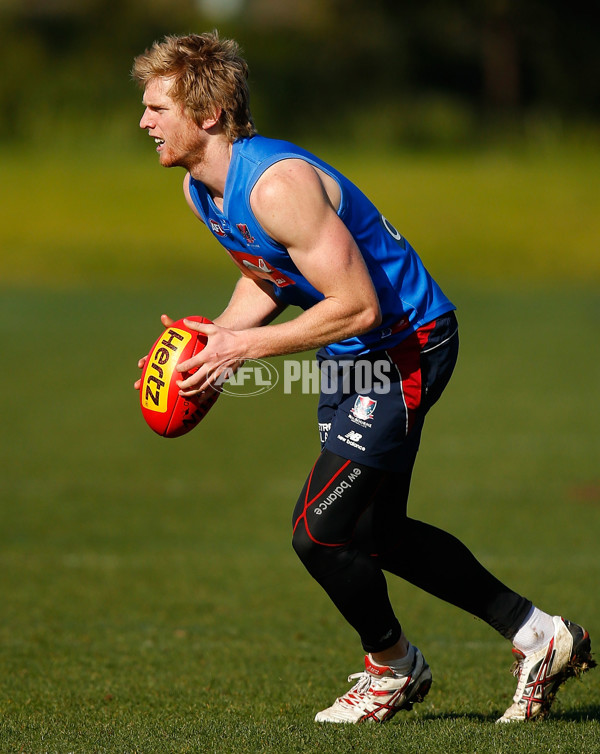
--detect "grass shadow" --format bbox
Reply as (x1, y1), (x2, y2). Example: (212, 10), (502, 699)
(549, 705), (600, 722)
(417, 705), (600, 724)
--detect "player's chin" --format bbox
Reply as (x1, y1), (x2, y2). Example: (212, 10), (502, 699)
(157, 150), (180, 168)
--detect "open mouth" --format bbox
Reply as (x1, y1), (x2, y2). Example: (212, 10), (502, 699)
(153, 137), (165, 151)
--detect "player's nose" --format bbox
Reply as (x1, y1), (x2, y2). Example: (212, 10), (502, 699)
(139, 108), (152, 129)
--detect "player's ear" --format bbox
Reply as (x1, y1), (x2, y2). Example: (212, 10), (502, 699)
(202, 107), (222, 131)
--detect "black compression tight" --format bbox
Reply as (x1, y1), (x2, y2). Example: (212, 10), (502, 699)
(291, 449), (532, 653)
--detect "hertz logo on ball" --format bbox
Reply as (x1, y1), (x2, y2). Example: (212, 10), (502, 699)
(139, 316), (219, 438)
(141, 327), (192, 413)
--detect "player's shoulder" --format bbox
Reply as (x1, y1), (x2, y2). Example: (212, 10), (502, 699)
(236, 134), (317, 169)
(251, 158), (321, 214)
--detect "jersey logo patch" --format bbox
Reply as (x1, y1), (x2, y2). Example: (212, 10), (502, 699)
(236, 223), (255, 244)
(350, 396), (377, 421)
(209, 219), (227, 237)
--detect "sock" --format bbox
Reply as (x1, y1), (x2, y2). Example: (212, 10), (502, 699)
(369, 644), (415, 675)
(512, 606), (555, 654)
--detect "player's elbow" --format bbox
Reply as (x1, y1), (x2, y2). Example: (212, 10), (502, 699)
(356, 302), (382, 333)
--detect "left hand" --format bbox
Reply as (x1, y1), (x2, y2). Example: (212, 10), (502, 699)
(176, 319), (246, 396)
(133, 314), (175, 391)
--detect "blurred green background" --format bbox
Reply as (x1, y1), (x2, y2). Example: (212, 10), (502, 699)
(1, 0), (599, 150)
(0, 2), (599, 752)
(1, 0), (599, 288)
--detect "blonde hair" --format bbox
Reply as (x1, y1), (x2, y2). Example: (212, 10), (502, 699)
(132, 31), (256, 141)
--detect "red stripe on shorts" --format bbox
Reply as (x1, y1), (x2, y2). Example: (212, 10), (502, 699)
(386, 319), (437, 435)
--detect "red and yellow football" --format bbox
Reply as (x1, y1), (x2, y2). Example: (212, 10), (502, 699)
(139, 316), (220, 438)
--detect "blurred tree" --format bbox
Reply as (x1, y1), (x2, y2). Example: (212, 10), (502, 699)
(480, 1), (520, 110)
(0, 0), (597, 147)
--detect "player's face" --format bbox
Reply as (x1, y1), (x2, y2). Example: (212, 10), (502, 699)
(139, 77), (206, 169)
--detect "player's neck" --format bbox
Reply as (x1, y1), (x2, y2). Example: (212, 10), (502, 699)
(188, 138), (232, 208)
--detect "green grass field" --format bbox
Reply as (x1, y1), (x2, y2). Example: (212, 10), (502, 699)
(0, 145), (599, 752)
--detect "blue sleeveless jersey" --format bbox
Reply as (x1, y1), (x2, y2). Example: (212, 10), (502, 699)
(187, 135), (454, 356)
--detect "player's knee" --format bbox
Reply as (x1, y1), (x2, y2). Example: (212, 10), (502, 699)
(292, 523), (339, 579)
(291, 523), (316, 566)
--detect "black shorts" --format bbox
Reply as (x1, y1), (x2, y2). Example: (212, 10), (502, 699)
(317, 311), (459, 471)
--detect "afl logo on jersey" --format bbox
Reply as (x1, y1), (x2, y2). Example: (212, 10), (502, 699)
(209, 219), (227, 237)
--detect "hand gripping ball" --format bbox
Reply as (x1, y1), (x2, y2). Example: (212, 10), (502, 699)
(139, 316), (220, 438)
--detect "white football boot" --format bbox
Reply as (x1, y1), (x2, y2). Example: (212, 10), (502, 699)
(497, 615), (595, 723)
(315, 648), (432, 723)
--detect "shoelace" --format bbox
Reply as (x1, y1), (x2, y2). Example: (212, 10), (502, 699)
(510, 655), (529, 701)
(337, 672), (373, 707)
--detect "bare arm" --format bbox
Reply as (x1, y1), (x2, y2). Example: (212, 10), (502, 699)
(213, 274), (287, 330)
(177, 159), (381, 396)
(243, 159), (381, 354)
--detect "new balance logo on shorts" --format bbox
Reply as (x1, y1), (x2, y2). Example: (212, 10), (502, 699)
(346, 431), (363, 443)
(337, 431), (366, 452)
